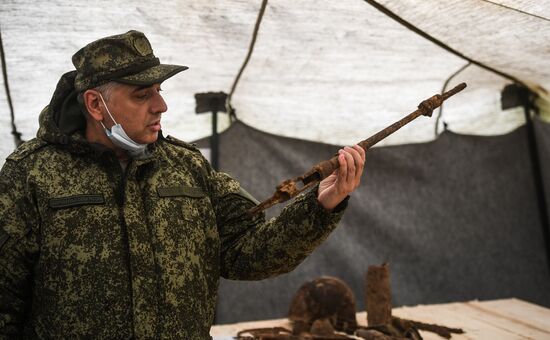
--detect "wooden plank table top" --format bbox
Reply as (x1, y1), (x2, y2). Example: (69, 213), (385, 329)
(210, 298), (550, 339)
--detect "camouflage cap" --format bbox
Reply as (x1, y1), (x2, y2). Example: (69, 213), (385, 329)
(72, 30), (188, 92)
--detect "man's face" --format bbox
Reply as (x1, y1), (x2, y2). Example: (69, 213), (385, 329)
(102, 83), (167, 145)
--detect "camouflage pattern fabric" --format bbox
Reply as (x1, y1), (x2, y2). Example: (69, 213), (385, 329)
(72, 30), (188, 92)
(0, 72), (347, 339)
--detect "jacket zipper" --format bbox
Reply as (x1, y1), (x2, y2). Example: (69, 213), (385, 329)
(114, 162), (136, 337)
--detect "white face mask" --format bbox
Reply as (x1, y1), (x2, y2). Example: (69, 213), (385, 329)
(98, 93), (148, 157)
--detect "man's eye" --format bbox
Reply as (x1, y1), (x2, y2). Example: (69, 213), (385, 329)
(135, 87), (160, 99)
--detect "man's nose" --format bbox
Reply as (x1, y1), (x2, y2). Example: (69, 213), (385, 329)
(152, 92), (168, 114)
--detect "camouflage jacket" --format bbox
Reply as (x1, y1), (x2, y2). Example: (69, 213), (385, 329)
(0, 72), (347, 339)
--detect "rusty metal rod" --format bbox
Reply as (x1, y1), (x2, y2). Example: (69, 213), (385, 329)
(248, 83), (467, 215)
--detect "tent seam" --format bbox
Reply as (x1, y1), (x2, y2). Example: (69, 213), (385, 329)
(363, 0), (525, 87)
(227, 0), (269, 119)
(479, 0), (550, 23)
(0, 27), (24, 147)
(435, 62), (472, 137)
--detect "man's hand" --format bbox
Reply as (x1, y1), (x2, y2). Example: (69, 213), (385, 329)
(317, 145), (366, 210)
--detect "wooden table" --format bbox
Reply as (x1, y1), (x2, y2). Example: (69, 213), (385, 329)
(211, 298), (550, 339)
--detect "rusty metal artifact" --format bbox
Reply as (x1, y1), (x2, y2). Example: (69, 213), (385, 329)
(248, 83), (467, 215)
(234, 271), (464, 340)
(236, 277), (357, 340)
(358, 263), (464, 340)
(365, 263), (392, 327)
(288, 276), (358, 335)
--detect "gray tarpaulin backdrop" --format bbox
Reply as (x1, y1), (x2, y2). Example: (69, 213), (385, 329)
(194, 119), (550, 324)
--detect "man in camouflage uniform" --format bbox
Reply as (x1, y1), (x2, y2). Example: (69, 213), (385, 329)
(0, 31), (365, 339)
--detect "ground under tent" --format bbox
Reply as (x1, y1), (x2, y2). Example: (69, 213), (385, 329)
(194, 119), (550, 324)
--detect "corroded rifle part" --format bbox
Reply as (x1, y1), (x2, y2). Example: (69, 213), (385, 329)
(358, 263), (464, 339)
(366, 263), (392, 327)
(248, 83), (467, 215)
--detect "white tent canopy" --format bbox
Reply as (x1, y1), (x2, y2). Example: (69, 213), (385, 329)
(1, 1), (549, 164)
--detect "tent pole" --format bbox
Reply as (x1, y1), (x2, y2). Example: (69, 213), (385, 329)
(211, 110), (219, 171)
(523, 91), (550, 276)
(194, 91), (228, 171)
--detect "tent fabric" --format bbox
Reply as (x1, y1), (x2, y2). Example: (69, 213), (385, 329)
(1, 1), (546, 165)
(1, 0), (549, 325)
(373, 0), (550, 92)
(198, 119), (550, 324)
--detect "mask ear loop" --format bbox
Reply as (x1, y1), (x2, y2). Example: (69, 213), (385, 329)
(97, 92), (118, 130)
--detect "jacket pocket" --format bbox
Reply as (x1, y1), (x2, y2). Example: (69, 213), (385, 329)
(48, 194), (105, 209)
(157, 186), (210, 221)
(157, 185), (205, 198)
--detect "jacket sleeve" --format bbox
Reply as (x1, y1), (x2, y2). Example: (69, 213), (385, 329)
(0, 160), (40, 337)
(210, 171), (348, 280)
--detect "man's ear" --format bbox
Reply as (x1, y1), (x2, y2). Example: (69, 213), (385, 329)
(83, 90), (104, 122)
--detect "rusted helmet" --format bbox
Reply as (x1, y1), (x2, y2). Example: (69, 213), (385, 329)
(288, 277), (357, 334)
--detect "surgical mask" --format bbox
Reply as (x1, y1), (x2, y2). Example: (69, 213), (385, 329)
(98, 93), (148, 157)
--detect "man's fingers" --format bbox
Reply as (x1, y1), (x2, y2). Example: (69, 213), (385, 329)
(351, 145), (365, 184)
(333, 145), (366, 195)
(345, 146), (364, 181)
(337, 150), (348, 186)
(353, 144), (366, 162)
(340, 148), (355, 187)
(338, 148), (355, 194)
(338, 145), (366, 191)
(346, 146), (363, 168)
